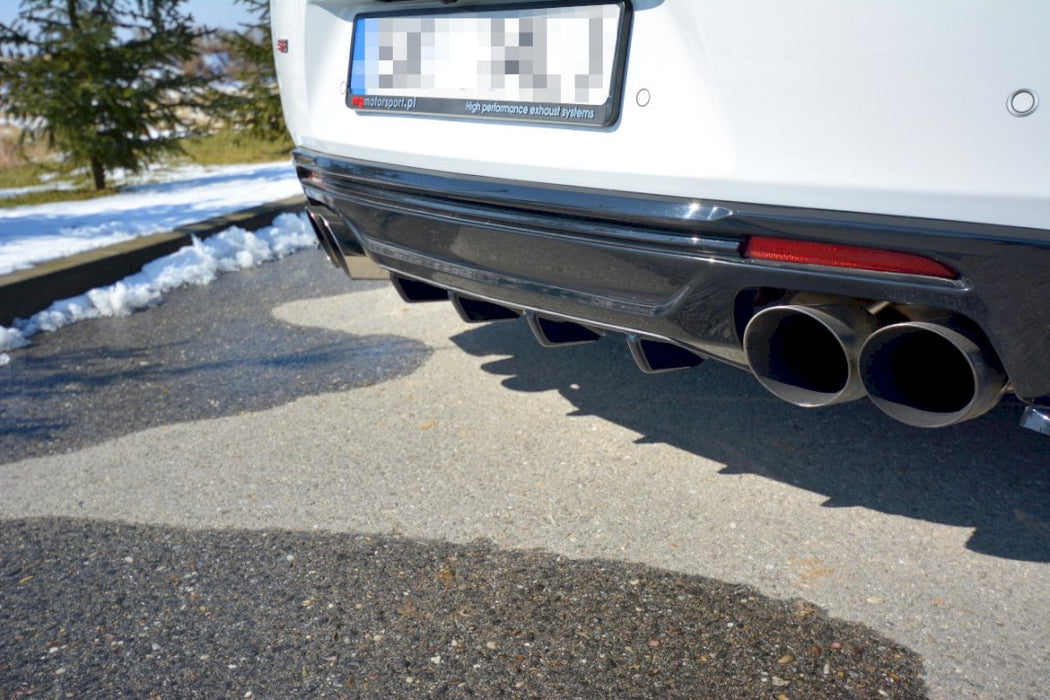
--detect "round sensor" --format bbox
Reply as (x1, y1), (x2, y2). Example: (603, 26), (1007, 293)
(1008, 89), (1038, 117)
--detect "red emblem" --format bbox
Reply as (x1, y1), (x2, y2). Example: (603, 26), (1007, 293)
(276, 39), (289, 54)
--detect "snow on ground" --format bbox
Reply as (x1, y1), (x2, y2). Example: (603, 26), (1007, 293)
(0, 213), (316, 363)
(0, 161), (315, 365)
(0, 160), (302, 276)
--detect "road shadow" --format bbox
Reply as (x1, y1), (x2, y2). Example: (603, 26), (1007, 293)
(452, 319), (1050, 563)
(0, 517), (926, 698)
(0, 253), (430, 463)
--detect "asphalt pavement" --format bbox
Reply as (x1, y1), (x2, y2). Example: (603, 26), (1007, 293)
(2, 517), (923, 698)
(2, 246), (1050, 697)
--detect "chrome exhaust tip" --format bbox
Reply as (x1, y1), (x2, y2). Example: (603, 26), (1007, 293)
(858, 319), (1007, 428)
(527, 312), (602, 347)
(743, 304), (876, 407)
(450, 294), (521, 323)
(390, 275), (449, 303)
(306, 202), (364, 258)
(627, 334), (703, 373)
(305, 207), (347, 272)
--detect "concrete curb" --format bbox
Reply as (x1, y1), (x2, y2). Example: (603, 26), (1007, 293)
(0, 195), (307, 327)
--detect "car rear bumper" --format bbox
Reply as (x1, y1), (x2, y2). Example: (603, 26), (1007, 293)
(294, 148), (1050, 412)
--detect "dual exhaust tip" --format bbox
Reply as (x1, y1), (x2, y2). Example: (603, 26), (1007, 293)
(743, 304), (1007, 428)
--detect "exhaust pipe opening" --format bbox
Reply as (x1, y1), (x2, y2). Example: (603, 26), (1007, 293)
(527, 313), (602, 347)
(451, 294), (520, 323)
(628, 334), (703, 373)
(306, 202), (365, 257)
(744, 305), (874, 407)
(306, 209), (345, 271)
(390, 275), (450, 303)
(859, 321), (1006, 428)
(863, 331), (975, 412)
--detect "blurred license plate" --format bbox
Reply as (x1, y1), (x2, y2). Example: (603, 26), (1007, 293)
(347, 2), (629, 127)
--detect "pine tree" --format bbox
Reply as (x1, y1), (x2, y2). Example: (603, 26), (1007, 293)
(214, 0), (288, 142)
(0, 0), (210, 190)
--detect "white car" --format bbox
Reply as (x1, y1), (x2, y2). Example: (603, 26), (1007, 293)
(272, 0), (1050, 434)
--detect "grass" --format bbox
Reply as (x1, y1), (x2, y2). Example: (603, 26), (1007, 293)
(0, 126), (82, 191)
(0, 130), (294, 209)
(175, 131), (294, 166)
(0, 186), (122, 208)
(0, 160), (83, 190)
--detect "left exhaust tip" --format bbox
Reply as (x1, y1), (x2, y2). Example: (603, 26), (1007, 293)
(744, 304), (875, 407)
(305, 208), (347, 272)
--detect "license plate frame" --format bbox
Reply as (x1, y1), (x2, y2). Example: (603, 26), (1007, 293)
(346, 1), (631, 128)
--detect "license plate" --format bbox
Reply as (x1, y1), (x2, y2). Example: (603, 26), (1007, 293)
(347, 2), (630, 127)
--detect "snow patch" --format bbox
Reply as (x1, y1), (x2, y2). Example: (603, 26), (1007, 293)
(0, 325), (27, 351)
(0, 213), (315, 354)
(0, 160), (300, 275)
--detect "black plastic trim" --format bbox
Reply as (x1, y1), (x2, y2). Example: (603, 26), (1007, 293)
(294, 149), (1050, 404)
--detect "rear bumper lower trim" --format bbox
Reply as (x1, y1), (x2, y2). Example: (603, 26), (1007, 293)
(294, 148), (1050, 404)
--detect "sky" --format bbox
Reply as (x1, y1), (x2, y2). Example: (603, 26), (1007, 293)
(0, 0), (254, 30)
(0, 160), (311, 363)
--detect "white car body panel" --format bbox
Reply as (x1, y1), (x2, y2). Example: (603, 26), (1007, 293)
(273, 0), (1049, 233)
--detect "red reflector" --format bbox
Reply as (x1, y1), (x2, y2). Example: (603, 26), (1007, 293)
(744, 236), (957, 279)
